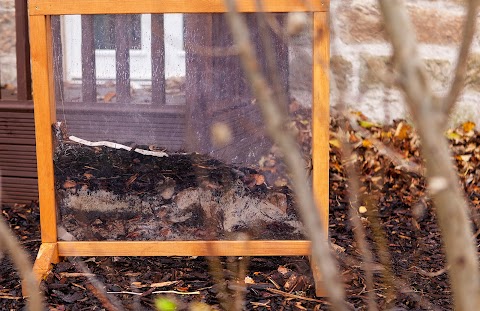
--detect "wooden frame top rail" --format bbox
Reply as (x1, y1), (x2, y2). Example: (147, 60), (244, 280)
(29, 0), (329, 15)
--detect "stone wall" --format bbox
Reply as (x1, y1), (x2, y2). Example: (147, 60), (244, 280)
(3, 1), (480, 126)
(330, 0), (480, 125)
(0, 0), (16, 85)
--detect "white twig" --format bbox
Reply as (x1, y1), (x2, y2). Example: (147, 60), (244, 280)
(107, 290), (201, 296)
(68, 136), (169, 157)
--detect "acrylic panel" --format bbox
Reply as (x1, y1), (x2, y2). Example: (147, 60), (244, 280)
(51, 13), (313, 241)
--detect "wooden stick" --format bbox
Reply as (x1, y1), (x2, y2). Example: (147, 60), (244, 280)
(68, 136), (169, 157)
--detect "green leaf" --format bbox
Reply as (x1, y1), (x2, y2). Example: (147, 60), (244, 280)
(358, 120), (379, 129)
(155, 297), (177, 311)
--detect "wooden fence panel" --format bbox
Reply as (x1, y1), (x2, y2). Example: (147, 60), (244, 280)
(0, 0), (36, 204)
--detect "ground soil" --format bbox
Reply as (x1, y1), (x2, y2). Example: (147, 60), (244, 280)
(4, 116), (478, 310)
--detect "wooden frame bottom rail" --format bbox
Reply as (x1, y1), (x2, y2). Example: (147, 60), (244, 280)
(30, 241), (313, 280)
(57, 240), (312, 257)
(30, 241), (325, 296)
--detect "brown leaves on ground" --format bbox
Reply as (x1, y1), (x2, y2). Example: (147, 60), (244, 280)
(5, 112), (480, 309)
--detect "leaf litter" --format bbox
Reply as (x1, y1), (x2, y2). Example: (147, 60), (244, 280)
(5, 110), (480, 309)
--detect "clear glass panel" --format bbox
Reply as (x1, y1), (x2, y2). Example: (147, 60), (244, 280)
(52, 13), (313, 241)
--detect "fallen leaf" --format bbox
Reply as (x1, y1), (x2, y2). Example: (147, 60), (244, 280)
(362, 139), (373, 148)
(244, 276), (255, 284)
(456, 154), (472, 162)
(446, 130), (461, 141)
(254, 174), (265, 185)
(358, 120), (379, 129)
(103, 91), (116, 102)
(63, 180), (76, 189)
(329, 139), (341, 148)
(463, 121), (476, 133)
(395, 122), (412, 140)
(277, 266), (290, 275)
(150, 281), (180, 288)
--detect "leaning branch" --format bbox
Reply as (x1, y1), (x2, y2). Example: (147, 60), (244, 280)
(224, 1), (348, 310)
(442, 0), (480, 121)
(0, 182), (44, 311)
(378, 1), (480, 310)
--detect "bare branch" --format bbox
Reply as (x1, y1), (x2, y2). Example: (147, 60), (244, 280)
(339, 131), (378, 311)
(442, 0), (480, 120)
(223, 1), (348, 310)
(378, 1), (480, 310)
(69, 258), (124, 311)
(0, 178), (44, 311)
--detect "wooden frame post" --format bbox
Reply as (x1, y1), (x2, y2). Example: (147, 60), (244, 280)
(27, 14), (60, 293)
(312, 10), (330, 296)
(28, 0), (331, 297)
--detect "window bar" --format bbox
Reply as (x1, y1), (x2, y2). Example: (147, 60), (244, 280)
(114, 14), (131, 103)
(81, 15), (96, 103)
(15, 0), (32, 100)
(151, 14), (166, 105)
(51, 16), (64, 104)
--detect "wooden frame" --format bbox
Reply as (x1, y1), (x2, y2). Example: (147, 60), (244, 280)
(28, 0), (330, 296)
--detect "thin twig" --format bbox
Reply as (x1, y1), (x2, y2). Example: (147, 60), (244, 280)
(0, 177), (44, 311)
(69, 258), (124, 311)
(442, 0), (480, 121)
(366, 198), (397, 306)
(112, 290), (200, 296)
(266, 288), (325, 303)
(339, 129), (378, 311)
(411, 265), (450, 278)
(337, 250), (443, 311)
(0, 295), (22, 300)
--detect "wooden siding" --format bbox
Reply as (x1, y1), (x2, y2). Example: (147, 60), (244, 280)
(0, 0), (35, 204)
(0, 104), (37, 204)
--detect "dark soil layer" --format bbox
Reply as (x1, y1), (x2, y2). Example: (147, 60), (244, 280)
(54, 141), (304, 241)
(5, 116), (480, 310)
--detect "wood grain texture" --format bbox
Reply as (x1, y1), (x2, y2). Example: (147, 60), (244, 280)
(312, 11), (330, 235)
(312, 11), (330, 297)
(28, 242), (59, 296)
(57, 241), (311, 256)
(29, 0), (329, 15)
(29, 15), (58, 243)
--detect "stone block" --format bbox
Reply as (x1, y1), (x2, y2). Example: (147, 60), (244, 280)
(410, 7), (464, 45)
(330, 55), (352, 92)
(359, 54), (393, 92)
(466, 53), (480, 92)
(0, 0), (15, 11)
(423, 59), (453, 91)
(338, 3), (464, 45)
(359, 54), (452, 92)
(337, 4), (386, 44)
(0, 10), (16, 54)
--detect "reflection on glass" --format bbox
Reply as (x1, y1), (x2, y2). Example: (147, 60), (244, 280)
(52, 13), (313, 242)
